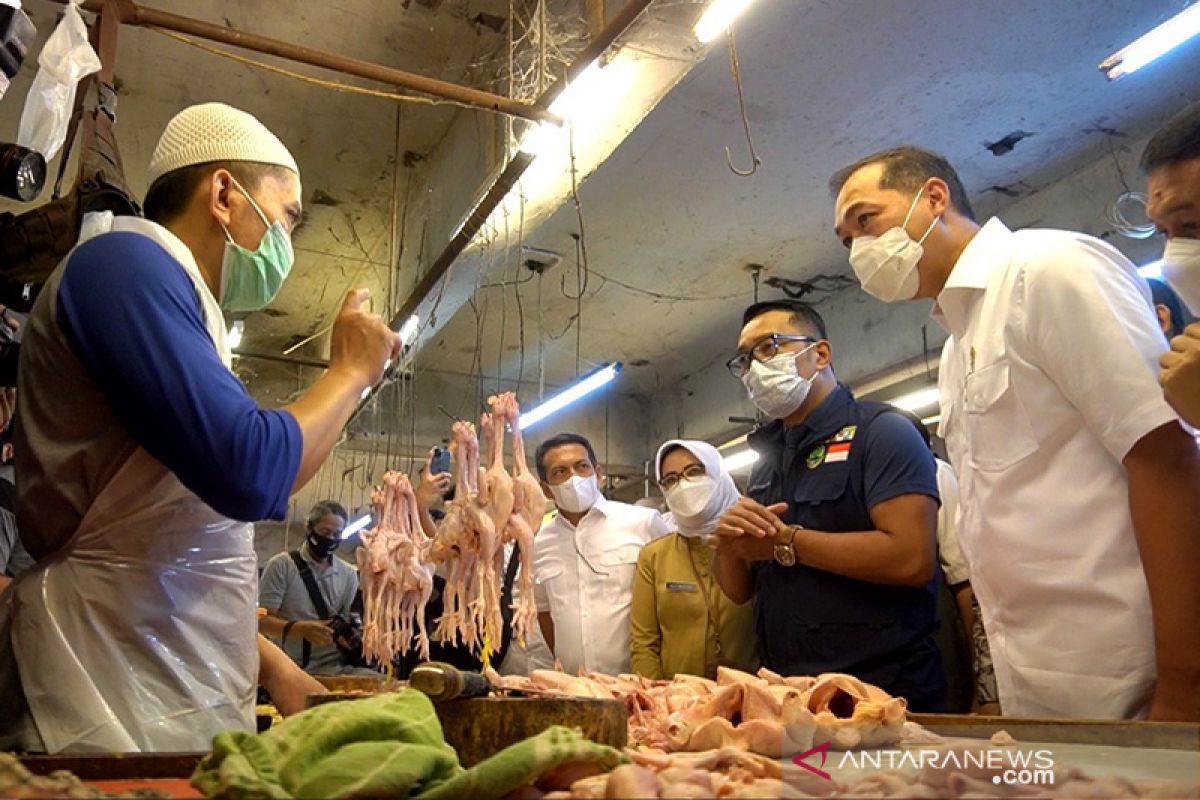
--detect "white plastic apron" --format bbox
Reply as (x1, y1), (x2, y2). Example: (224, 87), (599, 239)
(0, 217), (257, 752)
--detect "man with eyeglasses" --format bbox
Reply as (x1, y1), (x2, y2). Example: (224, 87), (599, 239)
(532, 432), (669, 675)
(714, 300), (946, 711)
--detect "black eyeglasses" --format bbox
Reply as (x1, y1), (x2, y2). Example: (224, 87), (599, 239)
(726, 334), (817, 378)
(659, 463), (707, 491)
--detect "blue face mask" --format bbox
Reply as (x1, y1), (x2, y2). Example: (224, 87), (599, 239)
(219, 177), (295, 312)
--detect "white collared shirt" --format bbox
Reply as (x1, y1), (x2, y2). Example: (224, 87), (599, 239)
(533, 496), (668, 675)
(934, 218), (1177, 719)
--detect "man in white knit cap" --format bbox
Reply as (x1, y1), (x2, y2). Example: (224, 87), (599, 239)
(0, 103), (401, 752)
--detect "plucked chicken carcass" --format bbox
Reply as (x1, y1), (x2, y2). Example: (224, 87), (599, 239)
(357, 471), (435, 664)
(429, 419), (497, 653)
(489, 391), (541, 645)
(476, 406), (515, 650)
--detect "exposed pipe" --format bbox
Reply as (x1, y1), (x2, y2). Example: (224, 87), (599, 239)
(851, 352), (941, 398)
(391, 151), (534, 325)
(233, 350), (330, 369)
(586, 0), (607, 39)
(54, 0), (560, 125)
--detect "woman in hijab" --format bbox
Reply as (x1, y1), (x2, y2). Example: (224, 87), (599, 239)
(630, 440), (759, 679)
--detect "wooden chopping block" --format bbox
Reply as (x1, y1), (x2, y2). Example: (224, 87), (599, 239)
(438, 696), (627, 767)
(306, 692), (627, 767)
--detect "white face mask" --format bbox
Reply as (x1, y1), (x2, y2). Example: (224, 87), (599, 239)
(848, 187), (940, 303)
(664, 476), (718, 527)
(1161, 238), (1200, 316)
(550, 473), (601, 514)
(741, 344), (818, 420)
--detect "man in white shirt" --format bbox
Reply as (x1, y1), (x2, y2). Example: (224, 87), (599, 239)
(533, 433), (668, 675)
(830, 146), (1200, 721)
(1144, 103), (1200, 429)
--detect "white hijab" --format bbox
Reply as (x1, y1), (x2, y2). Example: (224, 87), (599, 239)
(654, 439), (740, 538)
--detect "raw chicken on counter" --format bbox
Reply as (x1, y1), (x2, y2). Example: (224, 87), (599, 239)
(541, 743), (1199, 799)
(485, 666), (908, 758)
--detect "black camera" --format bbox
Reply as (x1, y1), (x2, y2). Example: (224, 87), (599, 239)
(327, 612), (368, 668)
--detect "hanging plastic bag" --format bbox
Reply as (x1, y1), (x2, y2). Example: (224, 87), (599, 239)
(16, 0), (100, 162)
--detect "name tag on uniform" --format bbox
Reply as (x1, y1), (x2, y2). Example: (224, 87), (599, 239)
(666, 582), (698, 593)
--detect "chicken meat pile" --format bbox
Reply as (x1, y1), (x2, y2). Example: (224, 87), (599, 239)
(486, 665), (908, 758)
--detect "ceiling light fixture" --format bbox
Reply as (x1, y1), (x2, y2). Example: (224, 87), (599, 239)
(722, 448), (760, 472)
(519, 362), (622, 430)
(1138, 260), (1163, 280)
(341, 513), (372, 539)
(398, 314), (420, 346)
(694, 0), (755, 44)
(921, 414), (942, 427)
(890, 386), (941, 413)
(518, 59), (634, 158)
(227, 320), (244, 349)
(1099, 2), (1200, 80)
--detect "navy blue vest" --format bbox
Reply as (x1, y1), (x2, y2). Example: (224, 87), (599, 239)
(746, 385), (945, 711)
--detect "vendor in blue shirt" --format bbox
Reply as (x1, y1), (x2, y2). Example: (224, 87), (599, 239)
(0, 103), (401, 753)
(713, 300), (945, 711)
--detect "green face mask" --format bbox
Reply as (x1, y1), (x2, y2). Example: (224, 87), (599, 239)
(219, 177), (295, 312)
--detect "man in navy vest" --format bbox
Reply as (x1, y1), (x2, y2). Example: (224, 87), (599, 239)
(713, 300), (945, 711)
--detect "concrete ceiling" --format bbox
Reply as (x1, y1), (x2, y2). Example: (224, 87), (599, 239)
(1, 0), (517, 404)
(4, 0), (1200, 418)
(420, 0), (1200, 398)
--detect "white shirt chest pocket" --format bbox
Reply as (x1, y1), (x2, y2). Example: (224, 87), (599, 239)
(964, 360), (1038, 472)
(593, 543), (642, 599)
(535, 558), (566, 600)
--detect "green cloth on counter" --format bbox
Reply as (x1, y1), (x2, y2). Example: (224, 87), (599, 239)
(191, 689), (623, 800)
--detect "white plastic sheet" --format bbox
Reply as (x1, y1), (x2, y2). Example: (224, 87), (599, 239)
(16, 0), (100, 161)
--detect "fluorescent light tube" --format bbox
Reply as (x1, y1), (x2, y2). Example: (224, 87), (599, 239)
(519, 60), (634, 158)
(722, 448), (760, 472)
(519, 362), (622, 430)
(694, 0), (755, 44)
(1139, 260), (1163, 280)
(227, 320), (244, 349)
(890, 386), (940, 413)
(1100, 2), (1200, 80)
(399, 315), (420, 346)
(342, 513), (372, 539)
(921, 414), (942, 427)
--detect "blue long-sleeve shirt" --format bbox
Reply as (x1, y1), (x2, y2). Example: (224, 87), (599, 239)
(54, 232), (301, 521)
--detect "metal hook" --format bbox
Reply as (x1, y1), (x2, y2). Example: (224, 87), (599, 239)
(724, 25), (761, 178)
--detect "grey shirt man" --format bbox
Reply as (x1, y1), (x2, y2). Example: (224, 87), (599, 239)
(259, 547), (359, 675)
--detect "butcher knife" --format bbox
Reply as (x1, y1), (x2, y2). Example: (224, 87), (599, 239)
(409, 662), (491, 702)
(409, 661), (558, 701)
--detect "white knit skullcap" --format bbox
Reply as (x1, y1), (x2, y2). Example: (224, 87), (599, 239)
(146, 103), (298, 188)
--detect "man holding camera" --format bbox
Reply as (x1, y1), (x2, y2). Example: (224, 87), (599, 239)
(259, 501), (375, 675)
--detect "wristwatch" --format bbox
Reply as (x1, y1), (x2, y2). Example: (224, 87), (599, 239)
(773, 525), (799, 567)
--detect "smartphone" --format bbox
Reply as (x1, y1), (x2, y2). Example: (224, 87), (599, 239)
(430, 446), (452, 476)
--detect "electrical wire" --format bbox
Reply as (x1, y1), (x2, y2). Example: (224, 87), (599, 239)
(592, 270), (746, 302)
